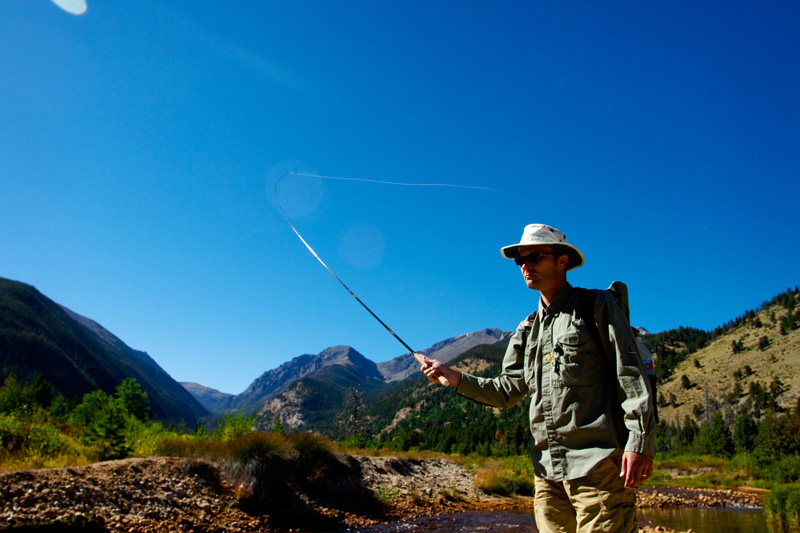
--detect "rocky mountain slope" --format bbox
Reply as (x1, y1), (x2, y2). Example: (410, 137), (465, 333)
(231, 345), (387, 415)
(655, 299), (800, 425)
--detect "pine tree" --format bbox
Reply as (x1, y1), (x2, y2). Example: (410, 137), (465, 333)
(733, 411), (758, 453)
(115, 378), (152, 422)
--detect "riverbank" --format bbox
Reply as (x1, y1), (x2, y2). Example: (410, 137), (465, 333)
(0, 455), (764, 532)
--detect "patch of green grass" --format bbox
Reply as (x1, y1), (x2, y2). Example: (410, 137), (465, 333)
(376, 485), (399, 504)
(471, 456), (535, 496)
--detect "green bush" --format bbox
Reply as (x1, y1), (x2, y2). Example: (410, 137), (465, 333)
(70, 390), (129, 461)
(27, 422), (68, 456)
(0, 414), (25, 452)
(213, 410), (258, 442)
(125, 417), (175, 457)
(765, 484), (800, 528)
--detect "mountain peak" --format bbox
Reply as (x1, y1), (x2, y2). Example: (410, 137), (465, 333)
(231, 344), (381, 414)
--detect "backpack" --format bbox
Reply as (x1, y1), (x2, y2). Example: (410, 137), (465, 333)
(578, 282), (658, 422)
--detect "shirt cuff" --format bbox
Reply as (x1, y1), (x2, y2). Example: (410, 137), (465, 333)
(625, 432), (656, 456)
(455, 373), (483, 399)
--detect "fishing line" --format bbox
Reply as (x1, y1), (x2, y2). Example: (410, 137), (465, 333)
(291, 172), (618, 221)
(274, 171), (506, 385)
(292, 171), (511, 196)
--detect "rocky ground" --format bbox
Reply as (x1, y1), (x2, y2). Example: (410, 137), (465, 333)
(0, 455), (765, 532)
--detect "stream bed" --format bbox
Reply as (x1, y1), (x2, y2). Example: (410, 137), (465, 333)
(335, 506), (788, 533)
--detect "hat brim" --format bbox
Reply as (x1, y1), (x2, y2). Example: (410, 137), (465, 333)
(501, 243), (585, 271)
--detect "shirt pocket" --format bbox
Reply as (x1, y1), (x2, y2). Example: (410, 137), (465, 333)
(555, 323), (600, 387)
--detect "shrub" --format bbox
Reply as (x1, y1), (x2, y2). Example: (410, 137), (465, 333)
(213, 410), (258, 442)
(70, 391), (129, 461)
(229, 431), (287, 462)
(27, 422), (68, 456)
(0, 414), (25, 452)
(473, 456), (535, 496)
(759, 336), (771, 351)
(125, 417), (175, 457)
(765, 484), (800, 528)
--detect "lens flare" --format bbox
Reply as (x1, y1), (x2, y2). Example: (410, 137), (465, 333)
(49, 0), (88, 15)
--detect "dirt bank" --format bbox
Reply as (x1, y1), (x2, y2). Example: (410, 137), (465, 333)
(0, 455), (763, 532)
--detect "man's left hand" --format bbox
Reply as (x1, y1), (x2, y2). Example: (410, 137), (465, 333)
(620, 451), (653, 489)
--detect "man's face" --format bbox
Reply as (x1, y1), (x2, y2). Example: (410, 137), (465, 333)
(517, 245), (567, 292)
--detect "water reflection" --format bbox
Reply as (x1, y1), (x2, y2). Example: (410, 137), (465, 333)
(336, 510), (539, 532)
(639, 507), (787, 533)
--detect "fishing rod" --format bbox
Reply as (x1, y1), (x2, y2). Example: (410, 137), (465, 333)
(274, 171), (451, 385)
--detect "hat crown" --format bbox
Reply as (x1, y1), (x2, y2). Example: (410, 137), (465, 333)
(520, 224), (568, 245)
(500, 223), (585, 270)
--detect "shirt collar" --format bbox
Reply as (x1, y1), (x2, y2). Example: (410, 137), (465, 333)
(538, 282), (574, 317)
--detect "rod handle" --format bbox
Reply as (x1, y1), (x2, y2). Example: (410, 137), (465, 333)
(413, 353), (450, 387)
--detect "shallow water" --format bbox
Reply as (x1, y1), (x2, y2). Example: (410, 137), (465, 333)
(639, 506), (786, 533)
(336, 510), (539, 532)
(335, 507), (790, 533)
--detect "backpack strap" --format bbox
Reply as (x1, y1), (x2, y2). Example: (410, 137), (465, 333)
(577, 281), (658, 422)
(578, 288), (603, 354)
(577, 286), (632, 442)
(518, 312), (537, 356)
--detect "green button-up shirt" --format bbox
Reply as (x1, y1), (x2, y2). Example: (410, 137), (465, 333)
(456, 283), (656, 481)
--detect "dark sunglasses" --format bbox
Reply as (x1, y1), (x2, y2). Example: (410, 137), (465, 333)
(514, 252), (556, 266)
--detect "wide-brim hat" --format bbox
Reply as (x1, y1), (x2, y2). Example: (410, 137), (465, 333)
(501, 224), (585, 271)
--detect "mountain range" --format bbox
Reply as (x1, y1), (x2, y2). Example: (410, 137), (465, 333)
(182, 328), (510, 424)
(0, 275), (509, 431)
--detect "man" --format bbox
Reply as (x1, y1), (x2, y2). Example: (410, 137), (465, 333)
(421, 224), (656, 533)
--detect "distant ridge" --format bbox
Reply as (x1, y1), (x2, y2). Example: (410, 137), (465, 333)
(0, 277), (208, 424)
(180, 382), (235, 415)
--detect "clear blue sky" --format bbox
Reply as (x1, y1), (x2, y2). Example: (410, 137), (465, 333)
(2, 1), (799, 394)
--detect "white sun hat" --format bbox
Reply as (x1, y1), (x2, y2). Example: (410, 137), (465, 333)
(500, 224), (585, 271)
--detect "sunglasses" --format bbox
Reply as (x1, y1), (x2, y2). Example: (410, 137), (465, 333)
(514, 252), (557, 266)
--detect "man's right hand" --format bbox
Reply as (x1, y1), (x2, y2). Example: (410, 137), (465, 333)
(415, 354), (462, 388)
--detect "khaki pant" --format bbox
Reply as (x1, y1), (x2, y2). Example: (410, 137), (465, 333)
(533, 456), (637, 533)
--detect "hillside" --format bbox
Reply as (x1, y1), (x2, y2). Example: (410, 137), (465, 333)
(654, 295), (800, 425)
(0, 277), (208, 425)
(364, 341), (533, 456)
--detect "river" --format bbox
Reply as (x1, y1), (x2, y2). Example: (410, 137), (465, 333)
(335, 507), (790, 533)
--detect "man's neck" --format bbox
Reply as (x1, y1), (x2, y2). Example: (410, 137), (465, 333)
(539, 279), (568, 307)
